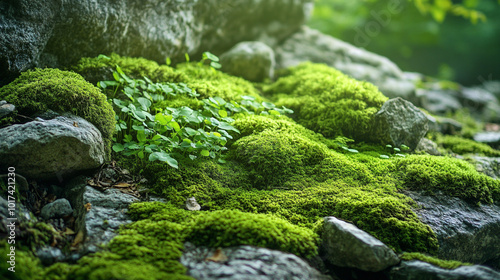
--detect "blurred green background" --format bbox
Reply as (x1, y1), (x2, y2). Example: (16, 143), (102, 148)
(308, 0), (500, 86)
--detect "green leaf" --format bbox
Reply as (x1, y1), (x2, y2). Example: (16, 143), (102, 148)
(185, 53), (190, 62)
(262, 102), (276, 109)
(218, 110), (228, 118)
(210, 61), (221, 69)
(155, 113), (173, 125)
(171, 121), (181, 132)
(149, 152), (178, 168)
(138, 150), (145, 159)
(380, 155), (390, 159)
(386, 144), (393, 148)
(137, 130), (147, 142)
(112, 144), (124, 152)
(203, 52), (219, 62)
(166, 57), (171, 66)
(201, 150), (210, 157)
(269, 110), (280, 116)
(137, 97), (152, 111)
(347, 148), (359, 153)
(394, 148), (401, 152)
(184, 127), (198, 136)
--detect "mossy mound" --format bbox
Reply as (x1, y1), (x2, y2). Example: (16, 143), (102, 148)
(436, 134), (500, 157)
(0, 68), (115, 154)
(1, 242), (44, 280)
(397, 155), (500, 203)
(265, 62), (388, 141)
(72, 53), (187, 85)
(400, 252), (472, 269)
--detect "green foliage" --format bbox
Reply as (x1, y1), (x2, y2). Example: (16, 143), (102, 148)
(265, 62), (388, 141)
(396, 155), (500, 203)
(104, 65), (291, 169)
(400, 252), (472, 269)
(436, 134), (500, 157)
(380, 144), (411, 159)
(0, 241), (44, 280)
(0, 68), (115, 155)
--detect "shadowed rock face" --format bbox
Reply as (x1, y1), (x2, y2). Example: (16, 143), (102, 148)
(406, 191), (500, 266)
(0, 0), (313, 86)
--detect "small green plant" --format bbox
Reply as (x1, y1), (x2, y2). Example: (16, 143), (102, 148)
(100, 65), (292, 169)
(380, 144), (410, 159)
(199, 51), (221, 69)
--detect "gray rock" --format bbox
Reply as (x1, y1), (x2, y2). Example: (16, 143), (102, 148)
(416, 138), (441, 156)
(320, 216), (399, 272)
(371, 97), (429, 151)
(274, 26), (416, 99)
(405, 191), (500, 265)
(390, 260), (500, 280)
(63, 177), (139, 254)
(185, 197), (201, 211)
(431, 117), (463, 135)
(482, 81), (500, 98)
(467, 156), (500, 179)
(0, 115), (106, 180)
(460, 87), (500, 123)
(220, 41), (275, 82)
(415, 88), (462, 115)
(0, 101), (15, 119)
(474, 132), (500, 149)
(41, 198), (73, 220)
(0, 195), (33, 235)
(36, 246), (64, 266)
(181, 242), (332, 280)
(1, 0), (313, 85)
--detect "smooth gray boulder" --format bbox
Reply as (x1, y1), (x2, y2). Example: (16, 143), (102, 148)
(220, 41), (275, 82)
(0, 0), (313, 85)
(0, 115), (106, 180)
(371, 97), (429, 151)
(181, 242), (332, 280)
(0, 100), (15, 119)
(405, 191), (500, 265)
(390, 260), (500, 280)
(274, 26), (415, 99)
(415, 88), (462, 115)
(468, 156), (500, 179)
(320, 216), (399, 272)
(474, 132), (500, 149)
(41, 198), (73, 220)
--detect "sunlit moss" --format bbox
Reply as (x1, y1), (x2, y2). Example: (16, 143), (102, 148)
(400, 252), (472, 269)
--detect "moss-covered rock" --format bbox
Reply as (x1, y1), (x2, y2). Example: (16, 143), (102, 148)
(265, 62), (388, 141)
(0, 68), (115, 155)
(72, 53), (186, 85)
(400, 252), (471, 270)
(396, 155), (500, 203)
(436, 134), (500, 157)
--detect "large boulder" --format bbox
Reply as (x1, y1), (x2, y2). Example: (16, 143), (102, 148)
(0, 0), (313, 86)
(371, 97), (429, 150)
(181, 242), (332, 280)
(0, 115), (106, 181)
(390, 260), (500, 280)
(274, 26), (416, 99)
(220, 41), (275, 82)
(405, 191), (500, 265)
(320, 216), (399, 272)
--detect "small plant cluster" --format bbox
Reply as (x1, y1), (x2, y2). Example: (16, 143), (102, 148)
(100, 63), (292, 168)
(380, 144), (410, 159)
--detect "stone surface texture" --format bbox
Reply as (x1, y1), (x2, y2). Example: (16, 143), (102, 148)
(220, 41), (275, 82)
(390, 260), (500, 280)
(320, 216), (399, 272)
(0, 115), (106, 180)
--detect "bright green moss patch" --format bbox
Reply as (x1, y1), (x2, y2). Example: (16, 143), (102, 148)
(436, 134), (500, 157)
(265, 62), (388, 141)
(401, 252), (472, 269)
(0, 68), (115, 155)
(72, 53), (186, 85)
(1, 241), (43, 280)
(397, 155), (500, 203)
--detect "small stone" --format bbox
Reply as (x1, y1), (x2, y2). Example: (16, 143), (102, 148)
(220, 41), (275, 82)
(36, 246), (64, 266)
(416, 138), (441, 156)
(321, 216), (400, 272)
(41, 198), (73, 220)
(0, 101), (15, 119)
(185, 197), (201, 211)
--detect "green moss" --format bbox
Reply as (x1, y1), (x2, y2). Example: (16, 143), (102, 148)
(72, 53), (186, 85)
(176, 63), (262, 102)
(265, 62), (388, 141)
(0, 68), (115, 155)
(185, 209), (319, 258)
(0, 241), (43, 280)
(400, 252), (472, 269)
(436, 134), (500, 157)
(397, 155), (500, 203)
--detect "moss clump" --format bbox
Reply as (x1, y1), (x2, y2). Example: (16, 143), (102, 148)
(185, 209), (318, 258)
(400, 252), (472, 269)
(0, 68), (115, 155)
(397, 155), (500, 203)
(265, 62), (388, 141)
(72, 53), (186, 85)
(0, 241), (44, 280)
(436, 134), (500, 157)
